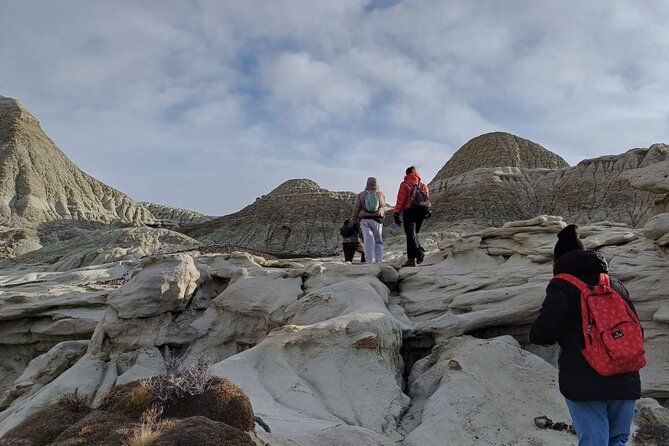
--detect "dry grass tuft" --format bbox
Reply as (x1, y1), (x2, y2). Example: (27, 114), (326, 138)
(122, 407), (177, 446)
(163, 376), (255, 431)
(147, 354), (215, 404)
(77, 425), (93, 437)
(59, 388), (91, 412)
(52, 409), (138, 445)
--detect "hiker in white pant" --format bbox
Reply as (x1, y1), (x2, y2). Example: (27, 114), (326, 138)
(350, 177), (387, 263)
(359, 218), (384, 263)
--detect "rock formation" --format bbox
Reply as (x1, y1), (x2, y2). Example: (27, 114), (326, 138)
(429, 133), (669, 229)
(2, 225), (200, 271)
(183, 179), (358, 257)
(0, 96), (154, 226)
(1, 212), (667, 444)
(431, 132), (569, 183)
(142, 202), (212, 229)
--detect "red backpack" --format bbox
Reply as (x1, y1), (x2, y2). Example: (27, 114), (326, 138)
(554, 273), (646, 376)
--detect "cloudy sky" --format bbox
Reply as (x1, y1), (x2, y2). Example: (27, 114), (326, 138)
(1, 1), (668, 215)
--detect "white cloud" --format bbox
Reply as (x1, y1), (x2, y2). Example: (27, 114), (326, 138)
(1, 0), (669, 214)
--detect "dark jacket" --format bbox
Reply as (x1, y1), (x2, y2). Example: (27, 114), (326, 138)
(529, 250), (641, 401)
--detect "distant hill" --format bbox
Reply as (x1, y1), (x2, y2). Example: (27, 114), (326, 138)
(0, 96), (154, 227)
(428, 132), (669, 229)
(183, 179), (357, 257)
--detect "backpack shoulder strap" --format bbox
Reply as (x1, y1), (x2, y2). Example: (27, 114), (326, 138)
(553, 273), (591, 294)
(598, 273), (610, 288)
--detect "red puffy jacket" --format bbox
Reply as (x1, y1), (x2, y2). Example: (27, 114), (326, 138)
(394, 173), (429, 214)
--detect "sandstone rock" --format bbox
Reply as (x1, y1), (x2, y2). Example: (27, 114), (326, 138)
(0, 216), (667, 444)
(107, 253), (200, 318)
(644, 213), (669, 246)
(3, 225), (200, 271)
(624, 144), (669, 193)
(213, 274), (409, 441)
(0, 340), (88, 410)
(402, 336), (573, 446)
(0, 353), (105, 436)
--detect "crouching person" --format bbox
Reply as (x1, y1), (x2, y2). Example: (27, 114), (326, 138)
(530, 224), (645, 446)
(340, 218), (365, 263)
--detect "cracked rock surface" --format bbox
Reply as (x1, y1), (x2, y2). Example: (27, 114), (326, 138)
(1, 215), (667, 445)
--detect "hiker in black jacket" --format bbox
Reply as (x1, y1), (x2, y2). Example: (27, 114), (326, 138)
(530, 224), (641, 446)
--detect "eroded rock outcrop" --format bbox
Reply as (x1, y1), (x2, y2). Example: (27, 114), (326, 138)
(142, 202), (212, 229)
(184, 179), (357, 257)
(1, 216), (666, 444)
(429, 135), (669, 229)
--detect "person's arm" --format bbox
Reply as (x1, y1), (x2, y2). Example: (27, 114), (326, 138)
(422, 183), (429, 198)
(394, 184), (407, 215)
(379, 192), (387, 213)
(611, 277), (644, 333)
(529, 280), (571, 346)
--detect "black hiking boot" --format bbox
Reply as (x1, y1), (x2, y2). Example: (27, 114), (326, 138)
(402, 258), (416, 267)
(416, 251), (425, 264)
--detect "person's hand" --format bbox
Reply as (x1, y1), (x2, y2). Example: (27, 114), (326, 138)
(394, 213), (402, 226)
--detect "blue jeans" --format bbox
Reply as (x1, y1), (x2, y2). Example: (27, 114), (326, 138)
(566, 399), (636, 446)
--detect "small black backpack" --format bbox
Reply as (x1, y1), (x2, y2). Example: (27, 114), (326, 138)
(340, 219), (358, 237)
(408, 182), (431, 217)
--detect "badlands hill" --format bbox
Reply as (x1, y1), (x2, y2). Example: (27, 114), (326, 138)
(0, 96), (153, 227)
(428, 132), (669, 229)
(183, 179), (359, 257)
(0, 96), (204, 268)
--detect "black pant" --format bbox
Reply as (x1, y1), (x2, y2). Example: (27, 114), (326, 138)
(403, 208), (425, 259)
(343, 242), (366, 262)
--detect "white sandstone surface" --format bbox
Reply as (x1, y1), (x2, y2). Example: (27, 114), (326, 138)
(0, 215), (667, 445)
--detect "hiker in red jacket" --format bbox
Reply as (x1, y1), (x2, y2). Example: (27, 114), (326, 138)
(394, 166), (430, 267)
(530, 224), (642, 446)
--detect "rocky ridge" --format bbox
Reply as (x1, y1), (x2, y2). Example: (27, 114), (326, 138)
(142, 202), (212, 228)
(183, 179), (360, 257)
(429, 133), (669, 229)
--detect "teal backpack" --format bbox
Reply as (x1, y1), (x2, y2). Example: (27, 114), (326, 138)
(362, 191), (380, 213)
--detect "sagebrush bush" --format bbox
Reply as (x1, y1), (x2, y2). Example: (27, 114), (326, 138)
(59, 388), (91, 412)
(147, 354), (215, 403)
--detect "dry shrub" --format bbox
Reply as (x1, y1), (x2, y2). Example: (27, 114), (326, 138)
(52, 410), (139, 446)
(102, 381), (160, 419)
(152, 416), (256, 446)
(147, 355), (215, 403)
(0, 392), (91, 445)
(121, 408), (177, 446)
(163, 376), (255, 431)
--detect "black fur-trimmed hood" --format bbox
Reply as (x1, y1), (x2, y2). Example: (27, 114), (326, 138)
(552, 250), (608, 276)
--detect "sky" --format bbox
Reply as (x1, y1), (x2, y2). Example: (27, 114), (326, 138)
(1, 1), (668, 215)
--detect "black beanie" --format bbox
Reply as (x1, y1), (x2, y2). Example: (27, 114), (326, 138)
(554, 224), (586, 259)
